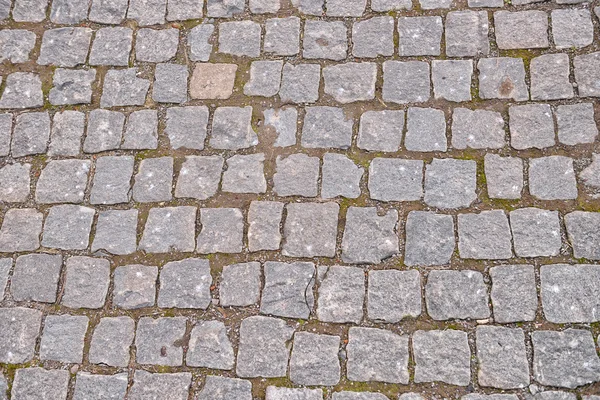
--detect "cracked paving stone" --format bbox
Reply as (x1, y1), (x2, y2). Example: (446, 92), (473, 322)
(290, 332), (341, 386)
(317, 265), (365, 323)
(323, 62), (377, 104)
(282, 203), (339, 258)
(197, 376), (252, 400)
(368, 158), (423, 202)
(158, 258), (212, 309)
(11, 254), (62, 303)
(129, 371), (191, 400)
(510, 208), (561, 258)
(220, 262), (262, 307)
(49, 68), (96, 106)
(529, 156), (578, 200)
(0, 163), (30, 203)
(139, 206), (197, 253)
(490, 265), (537, 323)
(341, 207), (398, 264)
(222, 153), (267, 194)
(89, 316), (135, 367)
(458, 210), (513, 259)
(166, 106), (209, 150)
(42, 205), (95, 250)
(352, 16), (394, 58)
(0, 30), (36, 63)
(303, 20), (347, 61)
(135, 317), (187, 366)
(11, 368), (69, 400)
(413, 330), (471, 386)
(426, 270), (490, 320)
(12, 111), (50, 158)
(89, 27), (133, 66)
(90, 156), (134, 205)
(484, 154), (524, 200)
(92, 209), (138, 256)
(566, 211), (600, 260)
(0, 307), (42, 363)
(187, 320), (234, 370)
(367, 269), (421, 322)
(38, 27), (93, 67)
(321, 153), (363, 199)
(404, 211), (455, 266)
(357, 110), (404, 152)
(133, 157), (173, 203)
(273, 153), (319, 197)
(424, 158), (477, 209)
(62, 257), (110, 309)
(260, 261), (315, 319)
(73, 373), (128, 400)
(248, 201), (284, 252)
(40, 315), (88, 364)
(0, 209), (43, 252)
(175, 155), (223, 200)
(196, 208), (244, 254)
(113, 264), (158, 309)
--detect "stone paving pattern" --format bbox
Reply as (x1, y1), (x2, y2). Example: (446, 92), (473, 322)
(0, 0), (600, 399)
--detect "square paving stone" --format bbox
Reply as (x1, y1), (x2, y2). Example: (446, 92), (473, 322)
(283, 203), (339, 258)
(426, 270), (490, 320)
(478, 58), (529, 101)
(317, 265), (365, 323)
(122, 110), (158, 150)
(530, 54), (574, 100)
(476, 326), (530, 389)
(40, 315), (89, 363)
(0, 72), (43, 109)
(175, 156), (223, 200)
(490, 265), (537, 323)
(574, 52), (600, 97)
(266, 387), (323, 400)
(244, 60), (283, 97)
(49, 68), (96, 106)
(324, 62), (377, 103)
(552, 9), (593, 49)
(302, 106), (353, 149)
(0, 163), (30, 202)
(265, 17), (301, 56)
(0, 307), (42, 363)
(153, 63), (188, 104)
(367, 269), (421, 323)
(166, 106), (209, 150)
(89, 27), (133, 66)
(127, 0), (167, 25)
(352, 16), (394, 58)
(133, 157), (173, 202)
(529, 156), (578, 200)
(509, 104), (555, 150)
(383, 61), (430, 104)
(129, 371), (191, 400)
(135, 317), (187, 366)
(292, 0), (324, 15)
(260, 262), (315, 319)
(196, 376), (251, 400)
(303, 20), (347, 61)
(220, 262), (262, 306)
(62, 257), (110, 309)
(405, 107), (447, 152)
(279, 63), (321, 104)
(11, 368), (69, 400)
(222, 154), (267, 194)
(432, 60), (472, 103)
(357, 110), (404, 152)
(158, 258), (212, 309)
(290, 332), (340, 386)
(188, 24), (214, 61)
(84, 109), (125, 153)
(38, 28), (93, 67)
(265, 107), (297, 147)
(187, 320), (234, 370)
(0, 30), (36, 63)
(326, 0), (365, 16)
(556, 103), (598, 145)
(566, 211), (600, 260)
(484, 154), (523, 199)
(236, 316), (294, 378)
(347, 327), (409, 384)
(89, 316), (135, 367)
(135, 28), (179, 62)
(398, 16), (442, 56)
(273, 154), (319, 197)
(92, 210), (138, 255)
(139, 206), (197, 253)
(321, 153), (363, 199)
(510, 208), (561, 257)
(11, 111), (50, 157)
(404, 211), (455, 266)
(89, 0), (129, 24)
(0, 208), (42, 252)
(494, 11), (549, 49)
(218, 21), (261, 58)
(424, 158), (477, 209)
(458, 211), (513, 259)
(451, 108), (505, 149)
(11, 254), (62, 303)
(250, 0), (280, 13)
(445, 11), (489, 57)
(196, 208), (244, 254)
(413, 330), (471, 386)
(167, 0), (203, 20)
(207, 0), (244, 16)
(42, 205), (95, 250)
(541, 264), (600, 323)
(48, 111), (84, 157)
(191, 63), (237, 100)
(248, 201), (283, 252)
(341, 207), (398, 264)
(113, 264), (158, 309)
(532, 329), (600, 389)
(100, 68), (150, 108)
(210, 106), (258, 150)
(368, 158), (423, 201)
(90, 156), (134, 205)
(73, 373), (128, 400)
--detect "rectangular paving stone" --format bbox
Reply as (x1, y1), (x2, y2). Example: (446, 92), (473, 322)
(0, 307), (42, 363)
(167, 0), (203, 20)
(133, 157), (174, 202)
(445, 11), (489, 57)
(175, 155), (223, 200)
(48, 111), (84, 157)
(273, 153), (319, 197)
(509, 104), (555, 150)
(218, 21), (261, 58)
(187, 320), (234, 369)
(92, 209), (138, 255)
(73, 373), (128, 400)
(404, 211), (455, 267)
(42, 205), (95, 250)
(113, 264), (158, 309)
(244, 60), (283, 98)
(89, 316), (135, 367)
(290, 332), (340, 386)
(317, 265), (365, 323)
(135, 28), (179, 62)
(556, 103), (598, 145)
(264, 17), (301, 56)
(49, 69), (96, 106)
(326, 0), (365, 16)
(279, 63), (321, 104)
(426, 270), (490, 320)
(127, 0), (166, 25)
(11, 254), (62, 303)
(413, 330), (471, 386)
(494, 10), (549, 49)
(122, 109), (158, 150)
(188, 24), (214, 61)
(0, 113), (12, 156)
(90, 156), (134, 205)
(322, 154), (363, 199)
(432, 60), (473, 102)
(264, 107), (297, 147)
(129, 371), (191, 400)
(529, 156), (578, 200)
(371, 0), (412, 10)
(135, 317), (187, 366)
(452, 108), (505, 149)
(565, 211), (600, 260)
(323, 62), (376, 103)
(0, 208), (42, 252)
(158, 258), (212, 309)
(458, 210), (513, 259)
(398, 16), (443, 56)
(0, 30), (36, 63)
(62, 257), (110, 309)
(282, 203), (339, 258)
(0, 163), (30, 203)
(40, 315), (89, 363)
(530, 53), (574, 101)
(11, 368), (69, 400)
(510, 208), (561, 257)
(260, 261), (315, 319)
(221, 154), (267, 194)
(191, 63), (237, 100)
(210, 106), (258, 150)
(303, 20), (347, 60)
(12, 0), (48, 21)
(197, 376), (251, 400)
(383, 61), (430, 104)
(12, 111), (50, 158)
(89, 27), (133, 66)
(368, 158), (423, 201)
(89, 0), (129, 24)
(490, 264), (537, 323)
(220, 262), (262, 307)
(153, 63), (188, 104)
(341, 207), (398, 264)
(352, 16), (394, 58)
(248, 201), (284, 252)
(250, 0), (281, 13)
(267, 387), (323, 400)
(484, 154), (523, 199)
(367, 270), (421, 323)
(405, 107), (447, 152)
(575, 52), (600, 97)
(357, 110), (403, 152)
(166, 106), (209, 150)
(552, 9), (593, 49)
(139, 206), (197, 253)
(0, 72), (43, 109)
(206, 0), (244, 16)
(424, 158), (477, 209)
(302, 107), (353, 149)
(84, 109), (125, 153)
(477, 58), (529, 101)
(50, 0), (89, 23)
(196, 208), (244, 254)
(100, 68), (150, 108)
(38, 28), (93, 67)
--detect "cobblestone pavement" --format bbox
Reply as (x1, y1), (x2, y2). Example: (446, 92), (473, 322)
(1, 0), (600, 399)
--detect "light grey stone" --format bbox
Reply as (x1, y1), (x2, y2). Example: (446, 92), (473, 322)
(426, 270), (490, 320)
(279, 63), (321, 104)
(206, 0), (244, 17)
(113, 264), (158, 309)
(0, 163), (30, 203)
(566, 211), (600, 260)
(188, 24), (214, 62)
(250, 0), (280, 13)
(89, 0), (129, 24)
(12, 254), (61, 303)
(468, 0), (503, 5)
(541, 264), (600, 323)
(490, 265), (537, 323)
(0, 30), (36, 63)
(352, 16), (394, 58)
(73, 373), (128, 400)
(248, 201), (283, 252)
(383, 61), (430, 104)
(84, 109), (125, 153)
(452, 108), (505, 149)
(494, 11), (549, 49)
(273, 153), (319, 197)
(0, 114), (12, 156)
(324, 62), (376, 103)
(290, 332), (340, 386)
(48, 111), (84, 156)
(11, 368), (69, 400)
(530, 53), (574, 100)
(244, 60), (283, 97)
(341, 207), (398, 264)
(219, 21), (261, 58)
(367, 269), (422, 323)
(129, 371), (191, 400)
(158, 258), (212, 309)
(42, 205), (95, 250)
(424, 158), (477, 209)
(0, 72), (43, 109)
(432, 60), (472, 102)
(40, 315), (88, 363)
(478, 57), (529, 101)
(175, 155), (223, 200)
(236, 316), (294, 378)
(534, 392), (577, 400)
(167, 0), (203, 20)
(413, 330), (471, 386)
(264, 107), (297, 147)
(291, 0), (323, 15)
(574, 52), (600, 97)
(12, 0), (47, 21)
(49, 68), (96, 106)
(222, 153), (267, 194)
(371, 0), (412, 10)
(139, 206), (197, 253)
(92, 209), (138, 255)
(62, 257), (110, 309)
(196, 208), (244, 254)
(458, 211), (513, 259)
(260, 261), (315, 319)
(153, 63), (188, 104)
(282, 203), (339, 258)
(187, 320), (234, 369)
(90, 27), (133, 66)
(50, 0), (89, 24)
(127, 0), (166, 25)
(122, 110), (158, 150)
(484, 154), (523, 199)
(89, 316), (134, 367)
(398, 16), (443, 56)
(166, 106), (209, 150)
(303, 20), (347, 60)
(0, 209), (42, 252)
(368, 158), (423, 201)
(445, 11), (489, 57)
(0, 307), (42, 363)
(317, 265), (365, 323)
(210, 106), (258, 150)
(302, 106), (353, 149)
(11, 111), (50, 157)
(581, 154), (600, 189)
(220, 262), (262, 306)
(532, 329), (600, 389)
(420, 0), (452, 8)
(556, 103), (598, 145)
(509, 104), (555, 150)
(100, 68), (150, 108)
(0, 0), (8, 19)
(264, 17), (301, 56)
(266, 387), (323, 400)
(510, 208), (561, 257)
(133, 157), (173, 202)
(357, 110), (403, 152)
(404, 211), (455, 266)
(135, 28), (179, 62)
(135, 317), (187, 366)
(0, 258), (11, 299)
(38, 28), (92, 67)
(405, 107), (447, 152)
(90, 156), (134, 205)
(529, 156), (577, 200)
(196, 376), (251, 400)
(552, 9), (593, 49)
(322, 153), (363, 199)
(326, 0), (365, 16)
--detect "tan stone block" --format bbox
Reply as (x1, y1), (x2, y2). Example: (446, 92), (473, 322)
(190, 63), (238, 99)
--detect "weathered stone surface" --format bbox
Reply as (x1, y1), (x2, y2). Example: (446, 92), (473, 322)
(11, 112), (50, 157)
(127, 0), (167, 25)
(566, 211), (600, 260)
(90, 27), (132, 66)
(89, 0), (129, 24)
(405, 211), (455, 266)
(530, 53), (574, 100)
(62, 257), (110, 309)
(0, 258), (10, 298)
(40, 315), (89, 363)
(341, 207), (398, 264)
(322, 153), (362, 199)
(0, 30), (36, 63)
(405, 107), (447, 152)
(367, 269), (422, 322)
(90, 156), (134, 205)
(92, 210), (138, 255)
(556, 103), (598, 145)
(368, 158), (423, 201)
(326, 0), (365, 16)
(357, 110), (404, 152)
(510, 208), (561, 257)
(265, 17), (301, 56)
(324, 62), (377, 103)
(50, 0), (89, 23)
(188, 320), (234, 370)
(458, 211), (513, 259)
(260, 262), (315, 319)
(133, 157), (173, 202)
(196, 208), (244, 254)
(432, 60), (473, 102)
(48, 111), (84, 156)
(0, 209), (42, 252)
(153, 63), (188, 104)
(244, 61), (283, 97)
(166, 106), (209, 150)
(0, 163), (30, 203)
(191, 63), (237, 100)
(317, 265), (364, 323)
(0, 72), (43, 109)
(490, 265), (537, 323)
(218, 21), (261, 57)
(0, 307), (42, 363)
(73, 373), (128, 400)
(129, 371), (191, 400)
(575, 52), (600, 97)
(424, 158), (477, 209)
(120, 111), (160, 149)
(12, 0), (48, 22)
(89, 316), (135, 367)
(383, 61), (430, 104)
(302, 106), (353, 149)
(188, 24), (214, 62)
(84, 109), (124, 153)
(158, 258), (212, 309)
(42, 205), (94, 250)
(290, 332), (340, 386)
(49, 68), (96, 105)
(11, 368), (69, 400)
(371, 0), (412, 10)
(303, 20), (347, 60)
(11, 254), (62, 303)
(446, 11), (489, 57)
(220, 262), (262, 306)
(266, 387), (323, 400)
(167, 0), (203, 20)
(581, 154), (600, 188)
(426, 270), (490, 320)
(291, 0), (323, 15)
(135, 317), (187, 366)
(197, 376), (251, 400)
(494, 11), (549, 49)
(529, 156), (578, 200)
(484, 154), (523, 199)
(113, 264), (158, 309)
(552, 9), (593, 49)
(38, 28), (93, 67)
(210, 106), (258, 150)
(248, 201), (284, 252)
(398, 16), (443, 56)
(100, 68), (150, 108)
(452, 108), (505, 149)
(282, 203), (339, 258)
(478, 58), (529, 101)
(250, 0), (280, 13)
(207, 0), (244, 17)
(139, 206), (196, 253)
(413, 330), (471, 386)
(222, 154), (267, 194)
(279, 63), (321, 104)
(352, 16), (394, 58)
(509, 104), (555, 150)
(175, 156), (223, 200)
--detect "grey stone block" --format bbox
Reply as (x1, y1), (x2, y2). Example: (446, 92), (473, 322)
(368, 158), (423, 201)
(426, 270), (490, 320)
(113, 264), (158, 309)
(282, 203), (339, 258)
(196, 208), (244, 254)
(279, 63), (321, 104)
(38, 28), (92, 67)
(42, 205), (94, 250)
(0, 259), (11, 299)
(89, 0), (129, 24)
(90, 27), (133, 66)
(264, 17), (300, 56)
(445, 11), (489, 57)
(405, 107), (447, 152)
(210, 106), (258, 150)
(220, 262), (262, 306)
(11, 368), (69, 400)
(219, 21), (261, 58)
(510, 208), (561, 257)
(290, 332), (340, 386)
(127, 0), (166, 25)
(175, 155), (223, 200)
(196, 376), (251, 400)
(484, 154), (523, 199)
(581, 154), (600, 189)
(530, 54), (574, 100)
(153, 63), (188, 104)
(432, 60), (473, 102)
(90, 156), (134, 205)
(0, 114), (13, 157)
(248, 201), (283, 252)
(566, 211), (600, 260)
(0, 307), (42, 363)
(40, 315), (89, 363)
(50, 0), (89, 23)
(188, 24), (214, 61)
(317, 265), (365, 323)
(266, 387), (323, 400)
(494, 10), (549, 49)
(322, 153), (363, 199)
(352, 16), (394, 58)
(129, 371), (191, 400)
(383, 61), (430, 104)
(367, 269), (422, 323)
(0, 72), (43, 109)
(552, 9), (593, 49)
(291, 0), (323, 15)
(123, 109), (158, 150)
(100, 68), (150, 108)
(158, 258), (212, 309)
(371, 0), (412, 10)
(451, 108), (505, 149)
(0, 30), (37, 63)
(357, 110), (404, 152)
(207, 0), (244, 17)
(324, 62), (377, 103)
(458, 211), (513, 259)
(49, 68), (96, 105)
(135, 28), (179, 62)
(166, 106), (209, 150)
(529, 156), (578, 200)
(133, 157), (173, 202)
(509, 104), (555, 150)
(139, 206), (197, 253)
(89, 316), (134, 367)
(478, 58), (529, 101)
(12, 111), (50, 157)
(424, 158), (477, 209)
(302, 106), (353, 149)
(574, 51), (600, 97)
(556, 103), (598, 145)
(534, 392), (577, 400)
(222, 154), (267, 194)
(303, 20), (347, 60)
(187, 320), (234, 369)
(167, 0), (203, 20)
(490, 265), (537, 323)
(341, 207), (398, 264)
(11, 254), (62, 303)
(273, 153), (319, 197)
(0, 163), (30, 203)
(62, 257), (110, 309)
(0, 208), (42, 252)
(405, 211), (455, 266)
(260, 262), (315, 319)
(398, 16), (443, 56)
(84, 109), (125, 153)
(92, 209), (138, 255)
(244, 61), (283, 97)
(413, 330), (471, 386)
(73, 373), (128, 400)
(419, 0), (452, 8)
(48, 111), (84, 156)
(326, 0), (365, 16)
(250, 0), (280, 13)
(135, 317), (187, 366)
